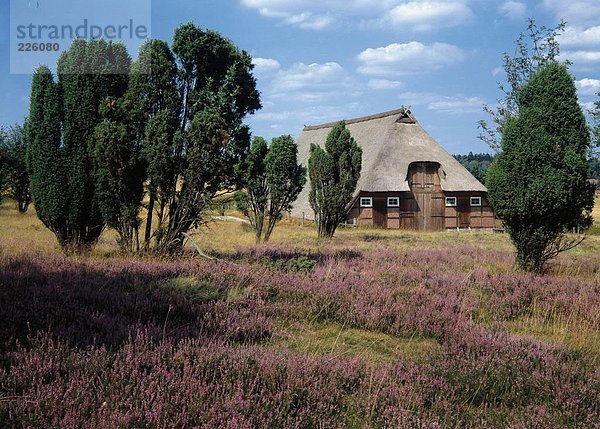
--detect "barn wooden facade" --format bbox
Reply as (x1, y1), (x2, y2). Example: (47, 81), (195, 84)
(291, 108), (494, 231)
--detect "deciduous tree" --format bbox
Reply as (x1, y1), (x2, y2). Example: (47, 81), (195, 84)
(479, 19), (566, 151)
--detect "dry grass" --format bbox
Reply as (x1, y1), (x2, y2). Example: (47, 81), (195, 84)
(0, 201), (60, 255)
(5, 199), (600, 262)
(273, 320), (439, 363)
(508, 314), (600, 357)
(0, 200), (123, 257)
(197, 209), (516, 255)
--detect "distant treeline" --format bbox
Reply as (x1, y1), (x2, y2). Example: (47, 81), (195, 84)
(453, 153), (494, 185)
(454, 152), (600, 184)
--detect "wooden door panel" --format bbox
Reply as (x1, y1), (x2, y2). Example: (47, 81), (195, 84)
(458, 198), (470, 228)
(373, 197), (386, 228)
(430, 195), (445, 231)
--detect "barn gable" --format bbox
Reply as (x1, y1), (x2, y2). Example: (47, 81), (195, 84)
(291, 107), (491, 229)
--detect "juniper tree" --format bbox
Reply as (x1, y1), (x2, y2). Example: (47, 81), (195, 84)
(237, 135), (306, 243)
(264, 135), (306, 241)
(308, 121), (362, 238)
(89, 39), (180, 254)
(235, 137), (269, 242)
(486, 62), (594, 273)
(144, 23), (261, 254)
(26, 66), (66, 242)
(122, 39), (181, 248)
(27, 41), (131, 253)
(56, 39), (131, 252)
(154, 109), (229, 254)
(110, 26), (260, 255)
(592, 91), (600, 149)
(93, 101), (146, 253)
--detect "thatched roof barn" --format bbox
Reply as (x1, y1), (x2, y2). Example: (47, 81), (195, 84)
(291, 107), (494, 231)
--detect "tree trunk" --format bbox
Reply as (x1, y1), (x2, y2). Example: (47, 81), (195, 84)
(145, 190), (155, 248)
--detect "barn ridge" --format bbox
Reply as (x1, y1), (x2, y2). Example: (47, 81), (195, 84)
(302, 107), (414, 131)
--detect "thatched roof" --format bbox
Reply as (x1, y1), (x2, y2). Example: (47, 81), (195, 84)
(291, 107), (487, 219)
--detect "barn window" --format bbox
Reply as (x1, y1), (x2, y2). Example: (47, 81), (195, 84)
(360, 197), (373, 207)
(387, 197), (400, 207)
(470, 197), (482, 207)
(445, 197), (457, 207)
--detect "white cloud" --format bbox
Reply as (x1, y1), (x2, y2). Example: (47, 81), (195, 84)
(575, 78), (600, 96)
(247, 57), (366, 138)
(367, 79), (404, 90)
(498, 1), (526, 20)
(559, 26), (600, 48)
(427, 96), (485, 114)
(385, 1), (474, 31)
(282, 12), (336, 30)
(555, 25), (600, 70)
(253, 61), (358, 121)
(271, 62), (348, 93)
(249, 101), (364, 136)
(543, 0), (600, 28)
(252, 57), (281, 74)
(561, 50), (600, 64)
(396, 91), (485, 114)
(241, 0), (388, 29)
(241, 0), (474, 31)
(398, 91), (438, 106)
(251, 111), (293, 122)
(357, 42), (466, 76)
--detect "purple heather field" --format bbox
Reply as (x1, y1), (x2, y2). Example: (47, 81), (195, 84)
(0, 237), (599, 428)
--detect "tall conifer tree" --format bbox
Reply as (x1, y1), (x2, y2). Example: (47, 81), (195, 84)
(26, 66), (66, 242)
(236, 135), (306, 243)
(487, 62), (594, 272)
(27, 41), (131, 253)
(56, 40), (131, 251)
(308, 121), (362, 238)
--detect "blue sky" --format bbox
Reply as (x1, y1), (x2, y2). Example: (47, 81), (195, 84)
(1, 0), (599, 154)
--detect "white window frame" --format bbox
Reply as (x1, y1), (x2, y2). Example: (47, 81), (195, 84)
(387, 197), (400, 207)
(470, 197), (482, 207)
(359, 197), (373, 208)
(445, 197), (457, 207)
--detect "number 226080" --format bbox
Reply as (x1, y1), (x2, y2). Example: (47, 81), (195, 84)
(18, 42), (60, 52)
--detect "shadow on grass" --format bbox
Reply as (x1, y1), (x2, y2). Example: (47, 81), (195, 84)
(0, 254), (270, 353)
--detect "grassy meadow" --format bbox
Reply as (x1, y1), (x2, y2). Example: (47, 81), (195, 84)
(1, 199), (600, 427)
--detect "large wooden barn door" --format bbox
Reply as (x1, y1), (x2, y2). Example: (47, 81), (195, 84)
(408, 162), (444, 231)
